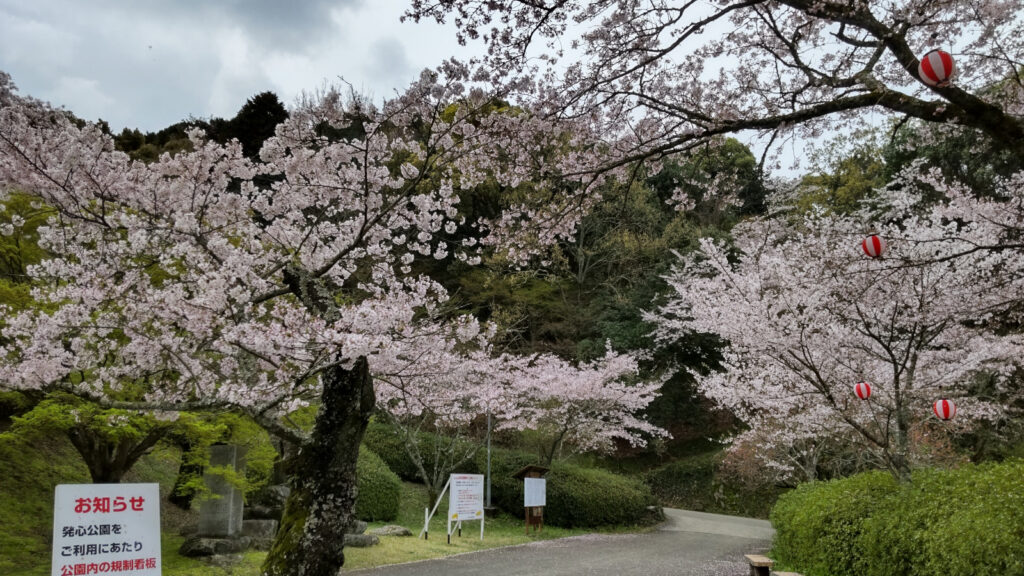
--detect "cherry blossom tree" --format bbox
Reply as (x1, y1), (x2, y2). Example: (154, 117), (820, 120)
(497, 347), (667, 464)
(405, 0), (1024, 168)
(371, 332), (665, 497)
(649, 171), (1024, 481)
(369, 322), (503, 503)
(0, 66), (607, 576)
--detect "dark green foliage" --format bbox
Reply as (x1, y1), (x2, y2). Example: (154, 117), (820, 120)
(771, 461), (1024, 576)
(0, 432), (90, 574)
(362, 418), (481, 484)
(884, 119), (1024, 201)
(770, 471), (898, 576)
(0, 390), (36, 425)
(647, 137), (767, 217)
(544, 462), (655, 527)
(859, 462), (1024, 576)
(362, 418), (431, 481)
(113, 91), (288, 163)
(478, 446), (541, 514)
(481, 446), (654, 527)
(228, 91), (289, 159)
(0, 192), (52, 285)
(643, 450), (785, 519)
(792, 131), (887, 215)
(355, 448), (401, 522)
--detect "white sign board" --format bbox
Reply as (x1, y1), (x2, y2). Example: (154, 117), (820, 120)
(524, 477), (546, 507)
(52, 483), (161, 576)
(448, 473), (484, 520)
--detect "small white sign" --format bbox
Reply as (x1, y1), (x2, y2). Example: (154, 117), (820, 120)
(448, 473), (484, 520)
(52, 483), (161, 576)
(524, 478), (546, 507)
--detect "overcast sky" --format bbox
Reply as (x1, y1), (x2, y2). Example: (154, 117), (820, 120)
(0, 0), (472, 132)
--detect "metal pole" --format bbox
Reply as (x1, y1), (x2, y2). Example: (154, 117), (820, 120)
(486, 409), (492, 508)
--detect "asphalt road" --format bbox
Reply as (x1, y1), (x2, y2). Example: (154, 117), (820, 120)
(347, 509), (775, 576)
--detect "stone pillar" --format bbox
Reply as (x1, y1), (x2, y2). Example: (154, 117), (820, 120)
(198, 444), (245, 537)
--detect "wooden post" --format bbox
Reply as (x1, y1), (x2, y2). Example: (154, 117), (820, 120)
(744, 554), (773, 576)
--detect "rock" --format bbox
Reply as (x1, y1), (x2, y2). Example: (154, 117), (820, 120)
(367, 525), (413, 537)
(245, 504), (279, 520)
(343, 533), (379, 548)
(645, 505), (666, 523)
(214, 536), (252, 555)
(243, 519), (279, 539)
(178, 535), (252, 557)
(242, 519), (279, 551)
(349, 520), (368, 535)
(259, 485), (291, 508)
(179, 536), (218, 557)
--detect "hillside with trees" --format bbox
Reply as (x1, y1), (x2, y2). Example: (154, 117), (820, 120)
(2, 1), (1024, 574)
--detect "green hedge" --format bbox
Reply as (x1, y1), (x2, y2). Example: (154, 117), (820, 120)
(355, 447), (401, 522)
(481, 447), (655, 528)
(545, 462), (655, 527)
(771, 470), (898, 576)
(770, 460), (1024, 576)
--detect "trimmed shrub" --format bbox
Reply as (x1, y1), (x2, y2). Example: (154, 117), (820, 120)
(545, 462), (655, 527)
(770, 470), (898, 576)
(355, 447), (401, 522)
(771, 460), (1024, 576)
(860, 460), (1024, 576)
(480, 447), (655, 527)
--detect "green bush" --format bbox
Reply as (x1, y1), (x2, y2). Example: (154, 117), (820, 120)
(355, 447), (401, 522)
(771, 460), (1024, 576)
(545, 462), (655, 527)
(771, 470), (898, 576)
(478, 446), (544, 515)
(362, 419), (421, 481)
(481, 447), (655, 527)
(860, 461), (1024, 576)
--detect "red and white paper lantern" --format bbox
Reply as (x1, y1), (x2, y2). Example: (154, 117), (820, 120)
(918, 50), (955, 87)
(854, 381), (872, 400)
(933, 398), (957, 420)
(862, 235), (886, 258)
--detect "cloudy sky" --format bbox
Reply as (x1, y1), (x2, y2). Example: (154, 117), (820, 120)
(0, 0), (472, 132)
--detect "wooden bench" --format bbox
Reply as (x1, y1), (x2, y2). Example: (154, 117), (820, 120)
(774, 572), (804, 576)
(744, 554), (773, 576)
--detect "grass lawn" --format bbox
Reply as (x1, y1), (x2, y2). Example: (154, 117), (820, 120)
(0, 431), (650, 575)
(342, 482), (649, 572)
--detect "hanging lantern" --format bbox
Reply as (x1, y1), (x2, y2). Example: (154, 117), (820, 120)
(918, 50), (955, 87)
(933, 398), (957, 420)
(862, 235), (886, 258)
(854, 381), (872, 400)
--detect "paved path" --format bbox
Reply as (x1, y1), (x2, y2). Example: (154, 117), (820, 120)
(348, 509), (774, 576)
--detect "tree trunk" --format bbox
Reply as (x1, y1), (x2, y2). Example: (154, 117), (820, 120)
(66, 427), (167, 484)
(169, 438), (203, 509)
(262, 357), (375, 576)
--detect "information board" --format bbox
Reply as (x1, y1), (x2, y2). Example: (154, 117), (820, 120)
(448, 473), (484, 520)
(52, 483), (161, 576)
(524, 477), (546, 507)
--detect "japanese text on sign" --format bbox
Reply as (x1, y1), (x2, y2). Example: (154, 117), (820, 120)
(448, 474), (484, 520)
(52, 484), (161, 576)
